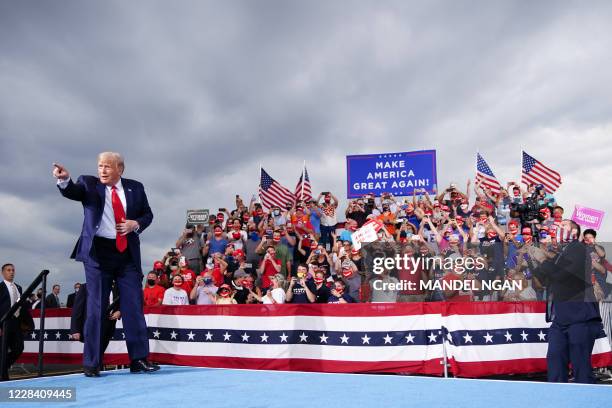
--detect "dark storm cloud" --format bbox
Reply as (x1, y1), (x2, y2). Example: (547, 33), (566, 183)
(1, 0), (612, 293)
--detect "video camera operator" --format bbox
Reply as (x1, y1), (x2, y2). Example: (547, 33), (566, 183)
(511, 184), (548, 239)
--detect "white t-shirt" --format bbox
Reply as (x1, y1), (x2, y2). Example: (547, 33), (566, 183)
(262, 287), (286, 304)
(162, 287), (189, 305)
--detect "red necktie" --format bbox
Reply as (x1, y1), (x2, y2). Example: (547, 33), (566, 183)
(111, 186), (128, 252)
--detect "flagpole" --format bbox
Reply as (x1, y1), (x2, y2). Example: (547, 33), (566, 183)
(300, 160), (306, 202)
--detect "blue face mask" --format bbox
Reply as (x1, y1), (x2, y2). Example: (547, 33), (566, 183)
(249, 232), (260, 241)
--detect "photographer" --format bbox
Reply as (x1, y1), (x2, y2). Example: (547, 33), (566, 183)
(176, 223), (204, 274)
(190, 271), (217, 305)
(286, 264), (316, 303)
(511, 184), (548, 238)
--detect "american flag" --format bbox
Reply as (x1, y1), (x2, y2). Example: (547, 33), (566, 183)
(475, 153), (502, 194)
(294, 165), (312, 203)
(521, 151), (562, 193)
(259, 168), (295, 209)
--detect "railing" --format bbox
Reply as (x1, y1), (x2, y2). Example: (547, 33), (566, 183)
(0, 269), (49, 381)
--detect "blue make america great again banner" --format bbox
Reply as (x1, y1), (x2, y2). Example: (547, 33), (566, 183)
(346, 150), (437, 198)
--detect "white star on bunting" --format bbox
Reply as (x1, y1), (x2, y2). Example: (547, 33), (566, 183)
(463, 333), (473, 343)
(205, 331), (213, 341)
(504, 331), (512, 342)
(187, 331), (195, 341)
(170, 331), (178, 340)
(260, 333), (269, 343)
(153, 330), (160, 339)
(483, 333), (493, 343)
(383, 334), (393, 344)
(361, 334), (371, 344)
(299, 333), (308, 342)
(405, 333), (415, 343)
(340, 334), (350, 344)
(279, 333), (288, 343)
(319, 334), (328, 344)
(223, 332), (231, 341)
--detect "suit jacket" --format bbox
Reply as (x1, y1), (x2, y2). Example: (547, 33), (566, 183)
(70, 283), (120, 338)
(66, 292), (76, 308)
(45, 293), (61, 308)
(0, 282), (35, 333)
(536, 241), (600, 325)
(58, 175), (153, 273)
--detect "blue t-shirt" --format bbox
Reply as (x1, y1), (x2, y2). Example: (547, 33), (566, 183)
(289, 281), (317, 304)
(339, 230), (353, 243)
(327, 293), (354, 304)
(310, 210), (321, 234)
(208, 237), (228, 255)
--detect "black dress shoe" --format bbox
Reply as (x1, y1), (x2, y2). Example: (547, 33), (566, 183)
(83, 367), (100, 377)
(130, 359), (161, 373)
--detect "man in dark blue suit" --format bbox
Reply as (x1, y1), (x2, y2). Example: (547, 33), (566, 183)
(53, 152), (159, 377)
(536, 221), (602, 383)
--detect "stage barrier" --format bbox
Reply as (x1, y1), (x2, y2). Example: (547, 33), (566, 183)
(18, 302), (612, 378)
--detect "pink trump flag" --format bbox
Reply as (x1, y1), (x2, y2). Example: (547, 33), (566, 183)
(571, 205), (605, 230)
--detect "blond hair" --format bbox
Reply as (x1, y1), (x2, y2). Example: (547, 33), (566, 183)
(98, 152), (125, 173)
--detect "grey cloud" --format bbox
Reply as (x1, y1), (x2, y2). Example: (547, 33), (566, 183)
(1, 0), (612, 293)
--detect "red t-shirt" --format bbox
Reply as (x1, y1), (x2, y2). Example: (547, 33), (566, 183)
(143, 285), (165, 307)
(442, 273), (473, 302)
(178, 269), (197, 293)
(202, 265), (224, 287)
(397, 259), (425, 295)
(260, 258), (281, 288)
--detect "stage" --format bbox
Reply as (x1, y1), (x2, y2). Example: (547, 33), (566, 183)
(2, 365), (611, 408)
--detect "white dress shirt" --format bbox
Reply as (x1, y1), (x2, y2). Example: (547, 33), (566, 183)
(58, 177), (127, 239)
(3, 279), (19, 306)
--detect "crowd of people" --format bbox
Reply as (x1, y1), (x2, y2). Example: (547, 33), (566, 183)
(138, 181), (611, 307)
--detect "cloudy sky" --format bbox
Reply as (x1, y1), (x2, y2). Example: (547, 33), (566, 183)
(1, 0), (611, 299)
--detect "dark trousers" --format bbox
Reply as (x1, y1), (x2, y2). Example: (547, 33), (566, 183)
(83, 237), (148, 368)
(0, 320), (24, 380)
(319, 225), (335, 249)
(547, 319), (600, 383)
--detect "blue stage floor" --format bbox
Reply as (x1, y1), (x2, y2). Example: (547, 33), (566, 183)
(2, 365), (611, 408)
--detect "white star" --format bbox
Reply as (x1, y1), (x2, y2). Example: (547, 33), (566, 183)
(361, 334), (371, 344)
(241, 332), (250, 342)
(55, 331), (61, 339)
(170, 330), (178, 340)
(187, 331), (195, 341)
(520, 331), (529, 341)
(122, 332), (125, 339)
(260, 333), (269, 343)
(428, 333), (438, 343)
(483, 333), (493, 343)
(446, 333), (453, 343)
(340, 334), (350, 344)
(383, 334), (393, 344)
(462, 333), (473, 343)
(504, 331), (513, 342)
(43, 332), (48, 339)
(205, 331), (213, 341)
(153, 330), (160, 339)
(319, 333), (329, 343)
(299, 332), (308, 342)
(30, 332), (36, 339)
(405, 333), (415, 343)
(537, 331), (546, 341)
(223, 332), (231, 341)
(279, 333), (288, 343)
